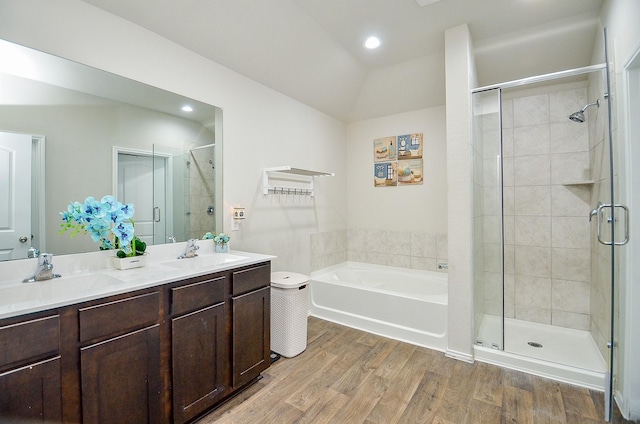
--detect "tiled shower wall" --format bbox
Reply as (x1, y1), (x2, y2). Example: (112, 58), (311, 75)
(310, 229), (448, 273)
(187, 147), (216, 239)
(496, 83), (592, 331)
(588, 70), (615, 361)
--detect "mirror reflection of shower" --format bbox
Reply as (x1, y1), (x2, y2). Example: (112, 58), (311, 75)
(569, 99), (600, 122)
(186, 143), (216, 239)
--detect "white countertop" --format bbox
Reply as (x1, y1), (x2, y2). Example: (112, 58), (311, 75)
(0, 240), (275, 320)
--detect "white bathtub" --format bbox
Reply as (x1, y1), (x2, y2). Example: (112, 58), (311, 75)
(309, 262), (448, 351)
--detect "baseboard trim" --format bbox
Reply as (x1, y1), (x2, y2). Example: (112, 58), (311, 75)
(445, 348), (474, 363)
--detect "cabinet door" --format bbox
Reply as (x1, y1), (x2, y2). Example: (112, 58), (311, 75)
(172, 303), (227, 424)
(81, 325), (161, 424)
(232, 286), (270, 388)
(0, 357), (61, 423)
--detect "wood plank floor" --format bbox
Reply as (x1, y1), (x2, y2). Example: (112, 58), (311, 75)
(197, 317), (637, 424)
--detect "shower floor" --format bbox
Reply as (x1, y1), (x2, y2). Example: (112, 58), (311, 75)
(476, 314), (606, 373)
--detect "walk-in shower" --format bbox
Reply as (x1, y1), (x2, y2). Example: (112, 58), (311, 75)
(471, 57), (625, 421)
(185, 143), (216, 239)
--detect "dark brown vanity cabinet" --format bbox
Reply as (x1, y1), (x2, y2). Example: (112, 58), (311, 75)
(0, 261), (271, 424)
(0, 315), (62, 423)
(170, 275), (229, 424)
(78, 291), (162, 424)
(231, 265), (271, 388)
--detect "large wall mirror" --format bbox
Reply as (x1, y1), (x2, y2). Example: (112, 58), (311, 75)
(0, 39), (223, 261)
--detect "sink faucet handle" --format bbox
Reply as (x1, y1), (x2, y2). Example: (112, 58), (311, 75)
(167, 236), (176, 243)
(27, 247), (40, 258)
(39, 253), (53, 268)
(177, 239), (200, 259)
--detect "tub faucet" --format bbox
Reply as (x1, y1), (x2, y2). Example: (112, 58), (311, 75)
(177, 238), (199, 259)
(23, 253), (62, 283)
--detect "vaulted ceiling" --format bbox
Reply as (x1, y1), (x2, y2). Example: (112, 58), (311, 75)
(81, 0), (604, 122)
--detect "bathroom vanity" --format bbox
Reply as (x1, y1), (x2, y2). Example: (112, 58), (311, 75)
(0, 245), (273, 424)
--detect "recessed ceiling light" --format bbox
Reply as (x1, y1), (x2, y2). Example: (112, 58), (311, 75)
(182, 105), (193, 112)
(415, 0), (440, 6)
(363, 36), (381, 50)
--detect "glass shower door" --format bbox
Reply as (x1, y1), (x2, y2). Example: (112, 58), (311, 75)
(472, 88), (504, 351)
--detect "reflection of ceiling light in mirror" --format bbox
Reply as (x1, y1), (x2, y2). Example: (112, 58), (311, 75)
(182, 105), (193, 112)
(363, 36), (381, 49)
(415, 0), (440, 6)
(0, 39), (39, 79)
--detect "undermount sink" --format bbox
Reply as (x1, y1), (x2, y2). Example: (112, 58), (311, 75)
(0, 273), (121, 309)
(162, 253), (250, 270)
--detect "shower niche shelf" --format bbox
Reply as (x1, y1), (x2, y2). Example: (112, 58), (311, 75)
(263, 166), (334, 196)
(560, 180), (595, 186)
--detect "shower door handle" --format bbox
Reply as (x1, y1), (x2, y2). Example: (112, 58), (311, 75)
(596, 203), (630, 245)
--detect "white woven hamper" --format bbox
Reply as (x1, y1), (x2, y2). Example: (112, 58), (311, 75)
(270, 272), (309, 358)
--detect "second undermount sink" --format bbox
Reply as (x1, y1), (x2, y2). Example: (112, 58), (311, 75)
(162, 253), (250, 271)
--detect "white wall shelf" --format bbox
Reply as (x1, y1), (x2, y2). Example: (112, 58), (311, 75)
(263, 166), (334, 196)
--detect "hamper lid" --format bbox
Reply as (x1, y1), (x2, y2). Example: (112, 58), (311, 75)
(271, 271), (309, 288)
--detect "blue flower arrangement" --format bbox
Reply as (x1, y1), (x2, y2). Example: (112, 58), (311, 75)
(202, 231), (230, 253)
(202, 232), (230, 245)
(59, 195), (146, 257)
(213, 233), (230, 245)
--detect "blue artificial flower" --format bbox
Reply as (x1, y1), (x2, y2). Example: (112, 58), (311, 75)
(60, 195), (138, 257)
(86, 220), (111, 242)
(68, 201), (84, 222)
(105, 209), (124, 224)
(120, 203), (135, 220)
(113, 221), (135, 244)
(100, 195), (120, 212)
(101, 238), (114, 250)
(60, 211), (73, 223)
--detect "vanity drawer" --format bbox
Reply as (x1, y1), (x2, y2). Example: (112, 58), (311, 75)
(0, 315), (60, 370)
(171, 275), (226, 316)
(79, 291), (159, 343)
(232, 264), (270, 296)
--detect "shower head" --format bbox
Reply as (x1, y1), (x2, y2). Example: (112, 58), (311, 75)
(569, 99), (600, 123)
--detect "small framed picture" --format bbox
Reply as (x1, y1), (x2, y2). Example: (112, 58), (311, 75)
(374, 162), (397, 187)
(397, 159), (423, 185)
(397, 133), (422, 159)
(373, 136), (396, 162)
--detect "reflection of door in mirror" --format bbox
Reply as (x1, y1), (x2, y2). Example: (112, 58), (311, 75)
(116, 151), (169, 248)
(0, 131), (31, 260)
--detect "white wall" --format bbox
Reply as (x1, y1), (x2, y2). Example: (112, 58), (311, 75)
(0, 0), (347, 275)
(348, 54), (446, 123)
(346, 107), (447, 233)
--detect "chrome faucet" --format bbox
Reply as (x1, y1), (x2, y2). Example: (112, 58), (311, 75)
(27, 247), (40, 258)
(177, 238), (200, 259)
(23, 253), (62, 283)
(167, 235), (176, 243)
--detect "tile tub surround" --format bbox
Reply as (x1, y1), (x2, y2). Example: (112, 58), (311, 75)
(310, 230), (348, 272)
(310, 229), (448, 273)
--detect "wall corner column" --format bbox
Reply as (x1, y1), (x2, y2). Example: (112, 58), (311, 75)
(444, 24), (476, 362)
